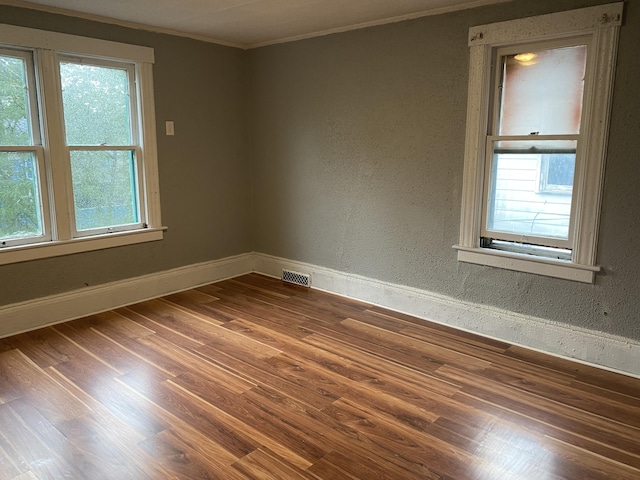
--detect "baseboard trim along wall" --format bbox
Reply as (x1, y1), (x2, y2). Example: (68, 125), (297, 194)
(254, 253), (640, 379)
(0, 253), (254, 339)
(2, 251), (639, 378)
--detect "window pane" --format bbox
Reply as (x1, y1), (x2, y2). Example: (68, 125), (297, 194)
(0, 54), (34, 146)
(540, 154), (575, 193)
(486, 140), (577, 240)
(71, 150), (138, 231)
(60, 62), (132, 146)
(498, 45), (587, 135)
(0, 151), (43, 240)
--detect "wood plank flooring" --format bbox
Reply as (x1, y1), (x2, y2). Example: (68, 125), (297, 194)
(1, 273), (639, 479)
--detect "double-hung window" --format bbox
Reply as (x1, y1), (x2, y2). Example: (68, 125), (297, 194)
(0, 24), (163, 265)
(455, 3), (623, 283)
(60, 58), (143, 235)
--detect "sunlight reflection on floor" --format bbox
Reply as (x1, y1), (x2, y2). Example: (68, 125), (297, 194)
(470, 420), (555, 479)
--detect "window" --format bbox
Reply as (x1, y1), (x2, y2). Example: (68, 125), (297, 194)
(0, 24), (163, 265)
(454, 3), (623, 283)
(484, 42), (586, 246)
(0, 48), (48, 247)
(60, 59), (141, 234)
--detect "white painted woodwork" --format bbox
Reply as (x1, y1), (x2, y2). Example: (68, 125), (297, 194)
(455, 3), (623, 282)
(2, 252), (638, 378)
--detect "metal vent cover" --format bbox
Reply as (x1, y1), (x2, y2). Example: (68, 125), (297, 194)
(282, 269), (310, 287)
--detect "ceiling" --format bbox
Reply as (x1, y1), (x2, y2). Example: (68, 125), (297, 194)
(3, 0), (510, 49)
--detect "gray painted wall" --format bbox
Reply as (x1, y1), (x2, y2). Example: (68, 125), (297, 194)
(249, 0), (640, 341)
(1, 0), (638, 345)
(0, 6), (252, 305)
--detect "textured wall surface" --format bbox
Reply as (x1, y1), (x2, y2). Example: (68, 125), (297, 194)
(0, 6), (252, 305)
(249, 0), (640, 341)
(1, 0), (638, 345)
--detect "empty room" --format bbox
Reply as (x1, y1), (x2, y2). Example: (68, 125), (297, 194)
(0, 0), (639, 478)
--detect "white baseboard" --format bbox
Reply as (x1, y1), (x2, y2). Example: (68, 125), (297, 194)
(254, 253), (640, 378)
(3, 251), (638, 378)
(0, 253), (254, 339)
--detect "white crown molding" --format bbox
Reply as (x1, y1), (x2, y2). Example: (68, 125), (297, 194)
(1, 0), (513, 50)
(248, 0), (513, 49)
(0, 0), (246, 49)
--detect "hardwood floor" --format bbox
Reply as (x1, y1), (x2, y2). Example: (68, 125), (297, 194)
(1, 273), (639, 479)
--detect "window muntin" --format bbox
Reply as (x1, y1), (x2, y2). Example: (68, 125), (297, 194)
(0, 48), (49, 246)
(59, 58), (143, 235)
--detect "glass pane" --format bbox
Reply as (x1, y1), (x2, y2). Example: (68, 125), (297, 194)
(0, 151), (43, 240)
(486, 140), (577, 240)
(498, 45), (587, 135)
(0, 54), (34, 146)
(541, 154), (575, 193)
(71, 150), (139, 231)
(60, 62), (132, 146)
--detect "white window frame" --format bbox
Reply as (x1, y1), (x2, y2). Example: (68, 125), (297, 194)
(0, 24), (164, 265)
(454, 3), (623, 283)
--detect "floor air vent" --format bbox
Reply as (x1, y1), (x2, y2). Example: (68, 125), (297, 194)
(282, 269), (310, 287)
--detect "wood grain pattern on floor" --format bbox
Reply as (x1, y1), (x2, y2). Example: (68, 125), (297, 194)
(1, 273), (639, 479)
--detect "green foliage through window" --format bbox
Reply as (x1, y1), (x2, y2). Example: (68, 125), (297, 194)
(60, 60), (139, 232)
(60, 62), (132, 146)
(0, 53), (33, 146)
(0, 152), (42, 240)
(1, 52), (42, 241)
(71, 150), (138, 231)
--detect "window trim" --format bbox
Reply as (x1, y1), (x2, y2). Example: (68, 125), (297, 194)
(0, 24), (164, 264)
(453, 3), (623, 283)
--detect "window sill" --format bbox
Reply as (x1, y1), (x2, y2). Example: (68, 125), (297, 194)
(453, 245), (600, 283)
(0, 227), (166, 266)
